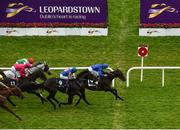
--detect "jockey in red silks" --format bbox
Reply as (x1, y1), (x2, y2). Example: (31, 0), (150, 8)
(11, 63), (32, 79)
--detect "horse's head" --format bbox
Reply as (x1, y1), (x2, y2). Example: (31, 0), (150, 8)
(32, 61), (52, 75)
(33, 69), (47, 82)
(11, 86), (24, 99)
(43, 62), (52, 75)
(111, 69), (126, 82)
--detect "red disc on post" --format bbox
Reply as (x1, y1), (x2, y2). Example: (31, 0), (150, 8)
(138, 46), (148, 57)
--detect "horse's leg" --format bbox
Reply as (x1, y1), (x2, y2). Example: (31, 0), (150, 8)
(0, 103), (22, 120)
(80, 88), (91, 105)
(7, 97), (16, 107)
(59, 94), (73, 106)
(75, 93), (82, 106)
(51, 91), (60, 106)
(110, 88), (123, 101)
(28, 91), (47, 104)
(46, 92), (57, 110)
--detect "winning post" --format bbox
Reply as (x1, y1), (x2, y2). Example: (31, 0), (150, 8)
(138, 45), (148, 82)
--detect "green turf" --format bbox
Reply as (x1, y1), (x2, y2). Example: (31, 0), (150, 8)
(1, 0), (180, 128)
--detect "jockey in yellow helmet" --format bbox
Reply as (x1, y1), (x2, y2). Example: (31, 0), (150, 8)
(0, 74), (9, 89)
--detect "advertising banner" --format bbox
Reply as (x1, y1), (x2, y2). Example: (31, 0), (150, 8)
(0, 0), (108, 27)
(140, 0), (180, 28)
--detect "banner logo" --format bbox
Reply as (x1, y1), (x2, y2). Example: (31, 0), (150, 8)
(6, 3), (36, 18)
(148, 3), (178, 19)
(46, 28), (58, 34)
(6, 29), (18, 34)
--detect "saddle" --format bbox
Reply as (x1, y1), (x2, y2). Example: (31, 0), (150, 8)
(57, 79), (69, 88)
(88, 79), (98, 87)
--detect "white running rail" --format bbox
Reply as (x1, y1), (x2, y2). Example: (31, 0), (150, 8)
(0, 67), (115, 87)
(126, 66), (180, 87)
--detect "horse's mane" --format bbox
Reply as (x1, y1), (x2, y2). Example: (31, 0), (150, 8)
(77, 70), (89, 78)
(33, 62), (43, 66)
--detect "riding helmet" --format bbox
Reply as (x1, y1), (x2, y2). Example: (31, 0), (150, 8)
(28, 58), (35, 64)
(0, 74), (3, 80)
(102, 63), (108, 69)
(71, 67), (77, 73)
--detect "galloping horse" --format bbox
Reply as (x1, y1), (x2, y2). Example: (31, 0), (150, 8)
(0, 86), (24, 106)
(17, 62), (51, 104)
(82, 69), (126, 100)
(0, 62), (51, 105)
(0, 61), (51, 84)
(43, 70), (97, 109)
(27, 62), (52, 82)
(0, 86), (24, 120)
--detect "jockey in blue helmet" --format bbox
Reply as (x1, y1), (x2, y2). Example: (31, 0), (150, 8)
(88, 63), (109, 78)
(60, 67), (77, 80)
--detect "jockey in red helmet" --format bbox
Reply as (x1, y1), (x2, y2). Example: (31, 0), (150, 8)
(28, 58), (35, 64)
(16, 58), (35, 65)
(11, 58), (35, 79)
(12, 63), (32, 79)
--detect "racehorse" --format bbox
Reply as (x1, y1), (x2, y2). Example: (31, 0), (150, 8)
(0, 62), (51, 105)
(27, 61), (52, 81)
(43, 70), (97, 109)
(0, 86), (24, 120)
(0, 86), (24, 107)
(83, 69), (126, 100)
(0, 61), (51, 83)
(16, 62), (51, 104)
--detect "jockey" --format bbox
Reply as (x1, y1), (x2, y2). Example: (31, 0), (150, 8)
(60, 67), (77, 80)
(0, 74), (9, 89)
(16, 58), (35, 65)
(88, 63), (109, 78)
(11, 63), (32, 79)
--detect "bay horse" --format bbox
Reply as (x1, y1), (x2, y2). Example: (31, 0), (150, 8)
(43, 70), (97, 109)
(0, 71), (47, 106)
(0, 86), (24, 106)
(83, 69), (126, 100)
(0, 86), (24, 120)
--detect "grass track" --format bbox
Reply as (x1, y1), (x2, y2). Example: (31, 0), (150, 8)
(1, 0), (180, 128)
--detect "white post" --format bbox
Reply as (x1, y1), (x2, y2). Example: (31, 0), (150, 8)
(140, 57), (144, 82)
(162, 69), (165, 87)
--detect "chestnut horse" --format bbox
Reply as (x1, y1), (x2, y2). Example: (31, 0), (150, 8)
(0, 86), (24, 120)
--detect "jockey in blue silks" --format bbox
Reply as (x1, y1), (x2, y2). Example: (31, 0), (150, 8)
(88, 64), (109, 78)
(60, 67), (77, 80)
